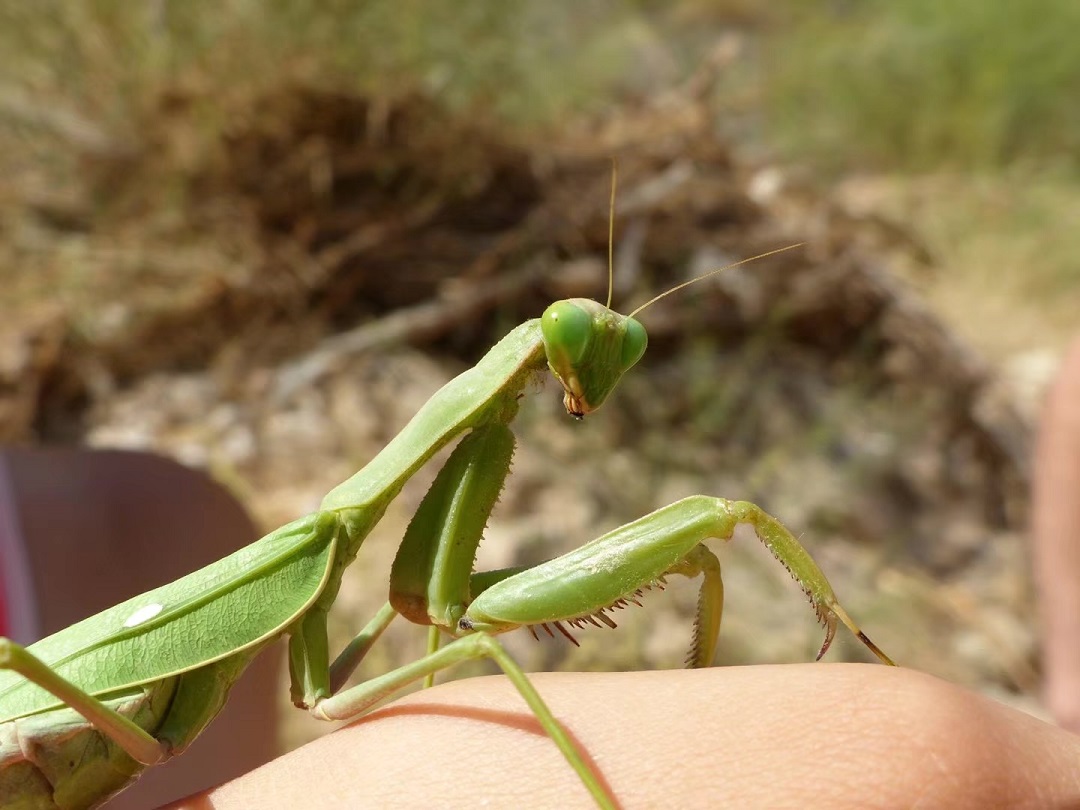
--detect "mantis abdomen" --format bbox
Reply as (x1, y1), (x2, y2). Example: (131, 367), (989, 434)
(0, 648), (257, 810)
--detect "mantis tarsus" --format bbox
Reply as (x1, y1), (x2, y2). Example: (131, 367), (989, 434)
(0, 173), (894, 810)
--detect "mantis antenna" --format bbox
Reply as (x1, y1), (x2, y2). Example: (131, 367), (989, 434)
(601, 160), (802, 317)
(606, 159), (616, 310)
(627, 242), (805, 318)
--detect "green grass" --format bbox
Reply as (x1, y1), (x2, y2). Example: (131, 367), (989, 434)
(9, 2), (1080, 173)
(764, 0), (1080, 172)
(0, 1), (646, 147)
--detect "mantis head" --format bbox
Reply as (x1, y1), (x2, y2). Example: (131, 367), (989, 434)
(541, 159), (802, 419)
(540, 298), (647, 418)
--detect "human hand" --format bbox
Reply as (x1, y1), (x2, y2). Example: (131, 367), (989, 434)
(172, 664), (1080, 809)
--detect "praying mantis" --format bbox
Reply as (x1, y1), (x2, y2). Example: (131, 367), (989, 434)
(0, 171), (895, 809)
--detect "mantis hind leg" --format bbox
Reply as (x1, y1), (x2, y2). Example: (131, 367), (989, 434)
(0, 638), (167, 766)
(310, 632), (616, 810)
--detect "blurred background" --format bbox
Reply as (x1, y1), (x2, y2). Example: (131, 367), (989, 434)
(2, 0), (1077, 791)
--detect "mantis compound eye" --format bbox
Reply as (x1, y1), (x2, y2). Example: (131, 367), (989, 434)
(619, 317), (648, 373)
(541, 301), (593, 367)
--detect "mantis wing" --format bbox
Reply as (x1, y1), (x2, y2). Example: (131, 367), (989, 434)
(0, 512), (338, 721)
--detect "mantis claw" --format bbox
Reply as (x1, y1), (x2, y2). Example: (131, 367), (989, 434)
(814, 616), (838, 661)
(827, 603), (896, 666)
(464, 497), (894, 670)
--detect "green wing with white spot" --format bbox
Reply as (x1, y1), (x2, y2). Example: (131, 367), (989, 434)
(0, 512), (339, 721)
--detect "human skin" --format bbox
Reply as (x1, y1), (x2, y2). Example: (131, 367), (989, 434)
(1033, 336), (1080, 734)
(172, 664), (1080, 809)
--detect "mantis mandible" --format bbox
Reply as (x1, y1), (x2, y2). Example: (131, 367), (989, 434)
(0, 169), (894, 809)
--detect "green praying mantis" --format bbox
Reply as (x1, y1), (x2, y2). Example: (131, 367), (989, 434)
(0, 171), (895, 810)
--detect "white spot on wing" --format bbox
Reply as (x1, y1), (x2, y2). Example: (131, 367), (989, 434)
(123, 603), (164, 628)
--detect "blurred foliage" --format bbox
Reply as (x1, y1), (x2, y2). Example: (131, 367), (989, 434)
(2, 0), (1079, 350)
(5, 1), (1080, 172)
(863, 171), (1080, 359)
(764, 0), (1080, 172)
(0, 0), (645, 137)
